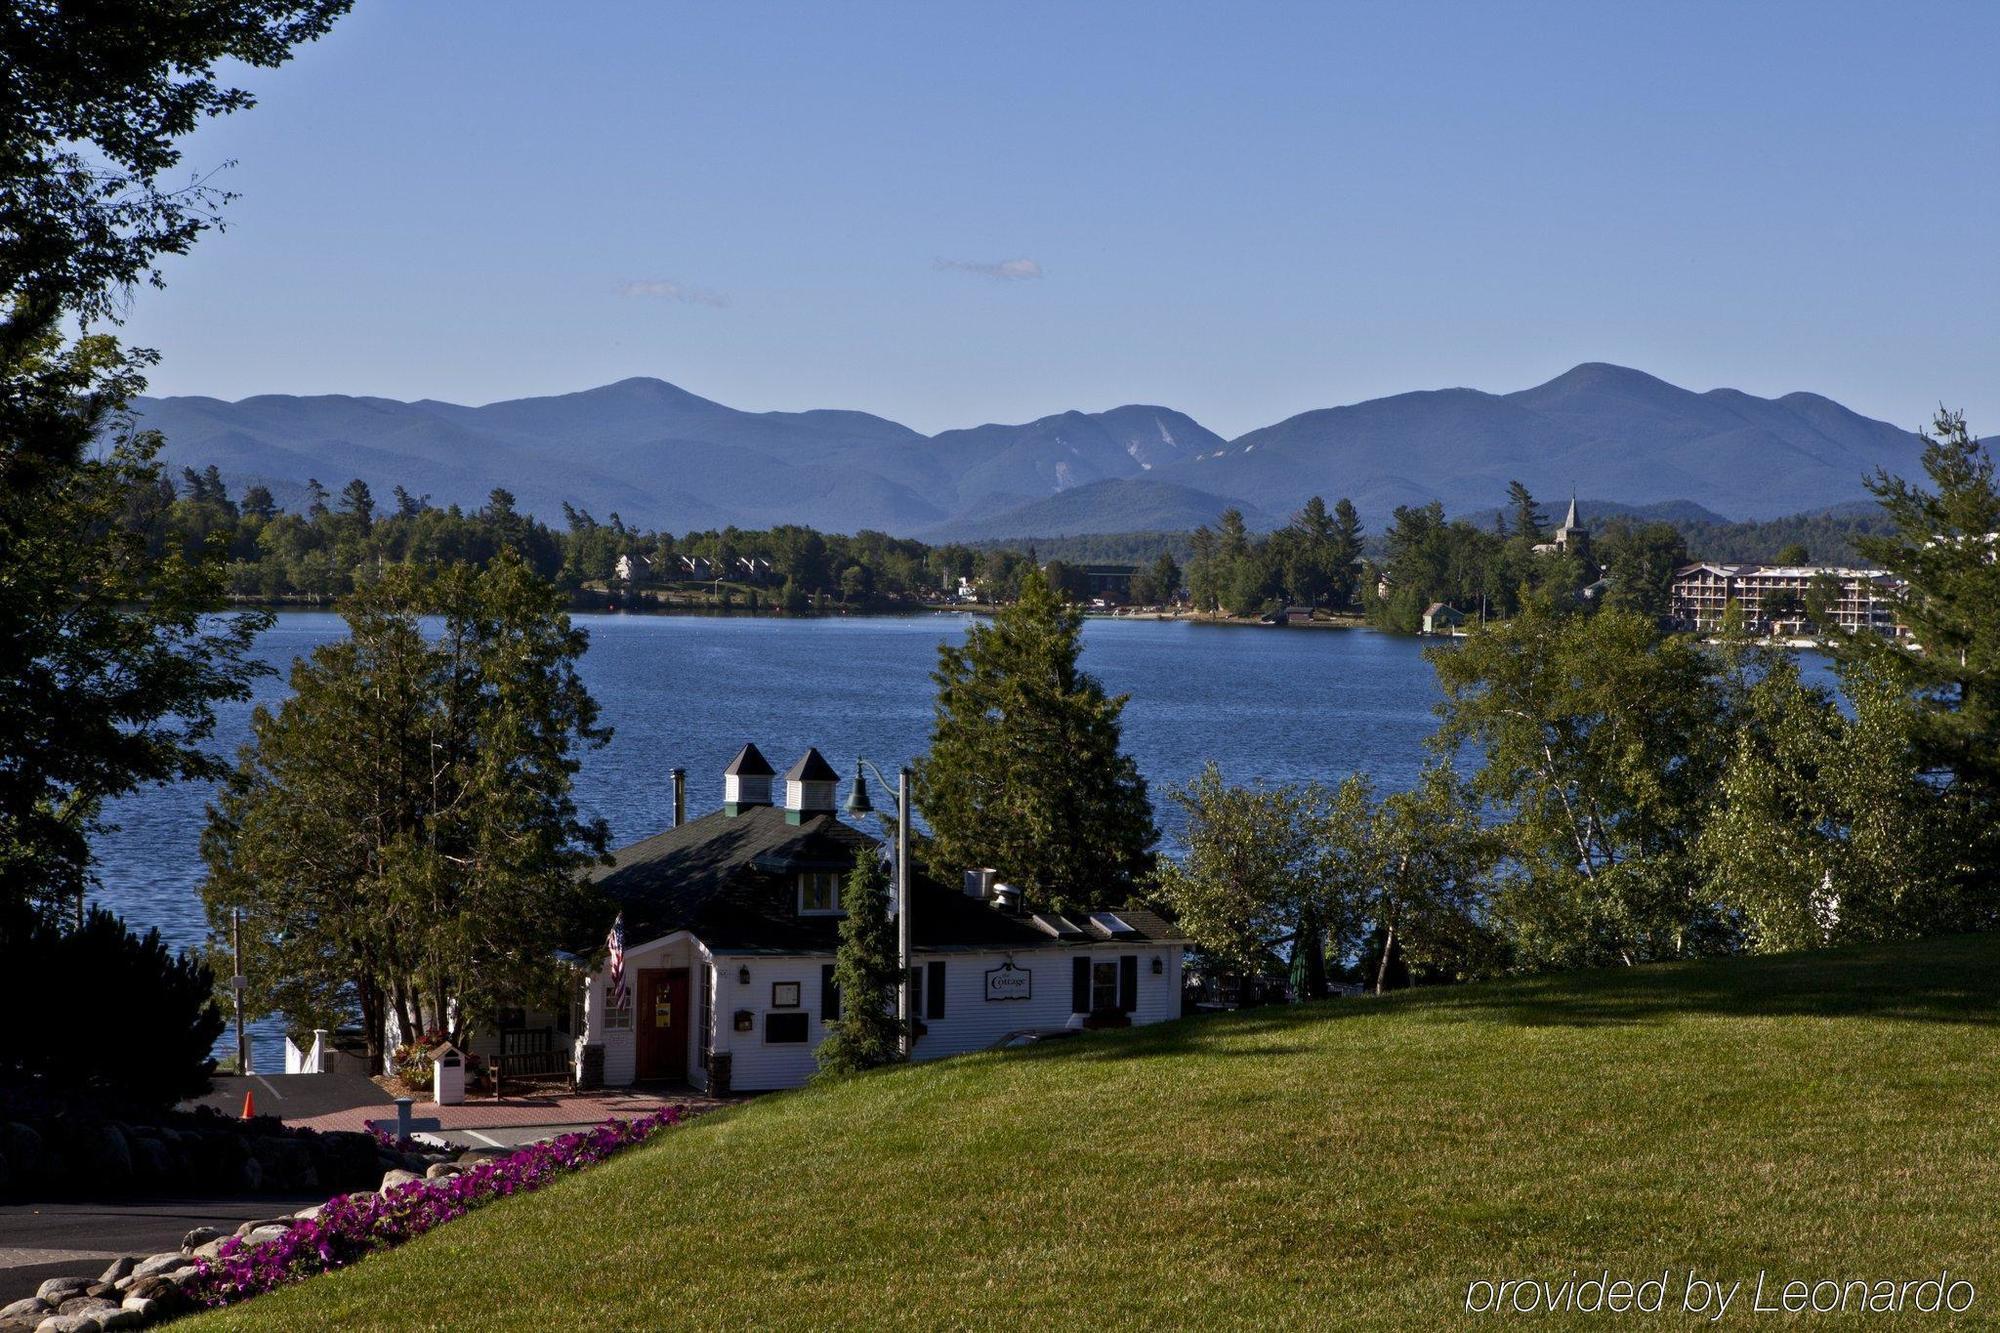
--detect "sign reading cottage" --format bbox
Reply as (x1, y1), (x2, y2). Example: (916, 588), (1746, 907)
(571, 744), (1186, 1093)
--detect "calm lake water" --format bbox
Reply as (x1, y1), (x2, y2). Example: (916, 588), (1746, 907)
(94, 612), (1444, 1067)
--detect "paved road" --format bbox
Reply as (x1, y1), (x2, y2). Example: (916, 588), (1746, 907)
(183, 1071), (396, 1122)
(0, 1194), (323, 1294)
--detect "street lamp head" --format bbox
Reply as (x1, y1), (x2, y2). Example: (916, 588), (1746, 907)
(844, 761), (874, 815)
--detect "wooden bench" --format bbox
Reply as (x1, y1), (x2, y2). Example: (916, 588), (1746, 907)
(492, 1027), (576, 1099)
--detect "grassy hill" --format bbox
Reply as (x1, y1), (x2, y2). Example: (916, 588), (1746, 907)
(196, 936), (2000, 1330)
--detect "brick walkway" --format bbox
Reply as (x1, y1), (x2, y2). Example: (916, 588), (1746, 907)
(290, 1087), (731, 1134)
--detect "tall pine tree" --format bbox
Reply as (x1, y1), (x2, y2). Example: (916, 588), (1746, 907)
(814, 854), (903, 1077)
(915, 569), (1155, 914)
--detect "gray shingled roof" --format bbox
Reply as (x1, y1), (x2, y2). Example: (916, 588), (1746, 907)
(585, 805), (1182, 955)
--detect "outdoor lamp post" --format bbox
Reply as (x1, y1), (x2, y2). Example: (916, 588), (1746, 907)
(845, 758), (913, 1057)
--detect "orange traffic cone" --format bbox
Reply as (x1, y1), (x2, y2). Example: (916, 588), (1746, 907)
(241, 1088), (255, 1120)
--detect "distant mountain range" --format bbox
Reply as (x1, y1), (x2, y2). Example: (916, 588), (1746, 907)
(133, 363), (1927, 538)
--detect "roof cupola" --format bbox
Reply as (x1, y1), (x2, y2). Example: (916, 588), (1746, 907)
(723, 743), (774, 816)
(783, 748), (839, 824)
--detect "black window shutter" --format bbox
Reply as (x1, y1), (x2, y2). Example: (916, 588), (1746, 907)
(1118, 955), (1139, 1012)
(1072, 956), (1091, 1013)
(926, 961), (946, 1019)
(821, 963), (840, 1021)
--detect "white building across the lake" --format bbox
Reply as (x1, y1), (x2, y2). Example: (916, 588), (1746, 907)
(571, 744), (1186, 1093)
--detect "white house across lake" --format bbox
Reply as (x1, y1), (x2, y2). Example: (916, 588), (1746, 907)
(570, 744), (1186, 1093)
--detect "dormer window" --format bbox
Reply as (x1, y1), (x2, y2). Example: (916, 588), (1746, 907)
(799, 871), (842, 915)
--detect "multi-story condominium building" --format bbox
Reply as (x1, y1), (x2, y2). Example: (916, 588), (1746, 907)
(1670, 562), (1903, 637)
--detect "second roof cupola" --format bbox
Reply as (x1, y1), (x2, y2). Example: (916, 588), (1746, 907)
(783, 748), (839, 824)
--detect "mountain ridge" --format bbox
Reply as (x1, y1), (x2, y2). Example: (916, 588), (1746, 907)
(133, 365), (1929, 536)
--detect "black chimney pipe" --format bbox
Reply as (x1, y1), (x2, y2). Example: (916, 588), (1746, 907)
(672, 767), (686, 827)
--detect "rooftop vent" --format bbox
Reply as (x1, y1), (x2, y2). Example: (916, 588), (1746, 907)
(963, 868), (998, 899)
(991, 883), (1023, 914)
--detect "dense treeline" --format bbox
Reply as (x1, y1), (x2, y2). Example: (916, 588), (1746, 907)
(1152, 413), (2000, 993)
(1176, 485), (1689, 632)
(1183, 497), (1366, 615)
(123, 468), (1045, 609)
(134, 461), (1903, 623)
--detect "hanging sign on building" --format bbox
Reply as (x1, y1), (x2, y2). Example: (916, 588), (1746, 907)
(985, 962), (1032, 1001)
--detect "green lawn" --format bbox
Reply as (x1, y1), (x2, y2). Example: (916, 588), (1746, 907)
(197, 936), (2000, 1330)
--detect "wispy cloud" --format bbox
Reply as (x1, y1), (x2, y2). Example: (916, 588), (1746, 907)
(617, 279), (728, 307)
(933, 257), (1044, 281)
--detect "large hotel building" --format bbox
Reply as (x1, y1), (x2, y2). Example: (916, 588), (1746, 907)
(1669, 562), (1903, 637)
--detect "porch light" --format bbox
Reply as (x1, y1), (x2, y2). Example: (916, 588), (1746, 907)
(1152, 956), (1164, 975)
(738, 965), (751, 985)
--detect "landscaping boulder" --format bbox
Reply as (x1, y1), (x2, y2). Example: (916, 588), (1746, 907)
(53, 1299), (117, 1318)
(93, 1261), (133, 1289)
(125, 1135), (175, 1188)
(1, 1124), (47, 1191)
(424, 1161), (463, 1179)
(119, 1278), (172, 1305)
(0, 1300), (47, 1322)
(241, 1225), (290, 1248)
(379, 1168), (423, 1191)
(127, 1254), (188, 1281)
(32, 1281), (86, 1306)
(39, 1312), (96, 1328)
(190, 1239), (226, 1262)
(75, 1125), (133, 1191)
(232, 1217), (292, 1239)
(178, 1226), (224, 1253)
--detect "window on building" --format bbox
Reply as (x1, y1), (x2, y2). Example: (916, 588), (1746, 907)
(603, 983), (632, 1030)
(798, 871), (842, 915)
(1091, 960), (1119, 1012)
(766, 1012), (809, 1044)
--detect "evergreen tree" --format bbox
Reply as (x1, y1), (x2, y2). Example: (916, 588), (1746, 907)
(1506, 481), (1546, 542)
(914, 568), (1156, 914)
(814, 854), (903, 1077)
(201, 553), (611, 1069)
(340, 477), (375, 528)
(1835, 410), (2000, 858)
(1601, 520), (1688, 619)
(1329, 498), (1364, 606)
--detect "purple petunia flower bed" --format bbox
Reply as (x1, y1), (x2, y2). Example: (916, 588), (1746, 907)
(187, 1106), (683, 1311)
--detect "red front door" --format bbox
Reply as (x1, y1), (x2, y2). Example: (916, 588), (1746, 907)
(635, 967), (689, 1083)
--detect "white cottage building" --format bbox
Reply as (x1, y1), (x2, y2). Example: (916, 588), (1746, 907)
(571, 743), (1186, 1094)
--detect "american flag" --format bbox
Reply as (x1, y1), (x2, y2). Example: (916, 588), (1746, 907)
(607, 912), (627, 1009)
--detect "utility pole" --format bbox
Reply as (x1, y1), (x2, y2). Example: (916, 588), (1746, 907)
(896, 766), (913, 1059)
(232, 906), (249, 1074)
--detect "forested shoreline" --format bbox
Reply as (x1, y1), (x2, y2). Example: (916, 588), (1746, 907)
(130, 461), (1892, 629)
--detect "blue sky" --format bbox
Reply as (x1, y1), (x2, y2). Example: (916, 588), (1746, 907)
(122, 1), (1997, 438)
